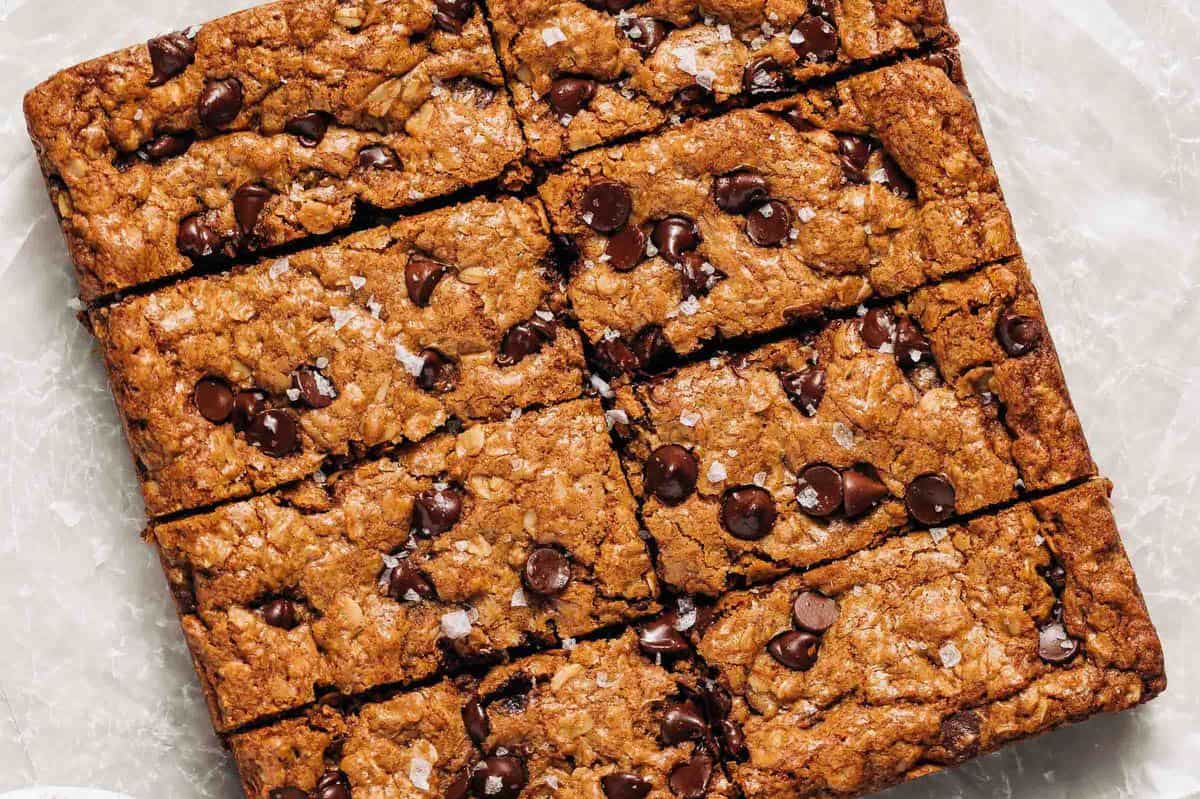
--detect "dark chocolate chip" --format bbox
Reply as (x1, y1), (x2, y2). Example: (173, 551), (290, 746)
(719, 718), (748, 760)
(548, 77), (597, 116)
(580, 180), (633, 233)
(782, 108), (815, 132)
(661, 698), (708, 745)
(462, 698), (490, 744)
(699, 678), (732, 720)
(720, 486), (778, 541)
(745, 199), (791, 247)
(1037, 620), (1079, 664)
(434, 0), (474, 32)
(291, 365), (337, 409)
(792, 591), (838, 633)
(842, 466), (888, 518)
(631, 325), (675, 372)
(713, 169), (770, 214)
(837, 133), (874, 177)
(231, 388), (267, 431)
(894, 317), (933, 369)
(194, 377), (235, 423)
(147, 32), (196, 86)
(246, 409), (301, 457)
(469, 755), (526, 799)
(875, 155), (915, 198)
(197, 77), (244, 129)
(767, 630), (820, 670)
(594, 337), (640, 378)
(356, 145), (400, 170)
(996, 310), (1043, 357)
(668, 754), (713, 799)
(285, 111), (331, 146)
(1042, 561), (1067, 592)
(606, 226), (647, 272)
(790, 15), (839, 63)
(637, 614), (690, 657)
(859, 307), (896, 349)
(623, 17), (668, 56)
(587, 0), (636, 10)
(677, 252), (725, 299)
(139, 131), (194, 162)
(404, 255), (448, 307)
(233, 183), (272, 236)
(177, 214), (224, 259)
(796, 464), (843, 517)
(675, 84), (711, 107)
(742, 55), (786, 96)
(261, 597), (298, 629)
(523, 547), (571, 596)
(444, 772), (470, 799)
(268, 788), (308, 799)
(314, 770), (350, 799)
(601, 772), (652, 799)
(780, 367), (826, 416)
(412, 486), (463, 535)
(385, 559), (434, 600)
(904, 473), (956, 525)
(416, 348), (457, 392)
(651, 216), (701, 264)
(809, 0), (837, 20)
(644, 445), (698, 506)
(498, 318), (556, 366)
(939, 710), (982, 760)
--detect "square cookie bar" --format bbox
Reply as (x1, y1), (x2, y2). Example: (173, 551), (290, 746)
(694, 480), (1165, 798)
(488, 0), (955, 162)
(24, 0), (524, 301)
(612, 258), (1093, 595)
(229, 632), (737, 798)
(152, 399), (657, 732)
(92, 197), (584, 516)
(539, 56), (1018, 367)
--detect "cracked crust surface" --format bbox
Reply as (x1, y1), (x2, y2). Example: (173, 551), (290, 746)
(489, 0), (954, 162)
(23, 0), (524, 300)
(92, 197), (585, 517)
(697, 480), (1164, 799)
(152, 399), (657, 732)
(538, 57), (1018, 361)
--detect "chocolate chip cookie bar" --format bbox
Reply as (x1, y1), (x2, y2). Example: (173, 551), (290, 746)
(539, 56), (1018, 366)
(612, 257), (1092, 595)
(695, 480), (1165, 798)
(92, 197), (584, 517)
(23, 0), (524, 301)
(152, 399), (657, 731)
(229, 632), (737, 799)
(488, 0), (955, 162)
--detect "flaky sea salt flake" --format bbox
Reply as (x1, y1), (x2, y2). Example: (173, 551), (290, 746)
(541, 26), (566, 46)
(939, 642), (962, 668)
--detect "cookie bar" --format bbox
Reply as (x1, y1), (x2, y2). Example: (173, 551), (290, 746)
(152, 399), (657, 732)
(613, 259), (1093, 595)
(488, 0), (955, 162)
(229, 632), (737, 798)
(695, 480), (1165, 798)
(93, 197), (584, 517)
(23, 0), (524, 301)
(538, 56), (1018, 365)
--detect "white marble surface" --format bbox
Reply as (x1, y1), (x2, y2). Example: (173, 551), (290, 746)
(0, 0), (1197, 796)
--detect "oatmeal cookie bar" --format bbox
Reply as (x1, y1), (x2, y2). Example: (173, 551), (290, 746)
(613, 258), (1093, 595)
(24, 0), (524, 301)
(539, 56), (1018, 365)
(229, 632), (737, 798)
(695, 480), (1164, 798)
(488, 0), (955, 162)
(153, 399), (657, 732)
(93, 197), (583, 516)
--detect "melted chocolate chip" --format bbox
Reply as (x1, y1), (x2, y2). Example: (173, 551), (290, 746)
(661, 698), (708, 745)
(147, 31), (196, 86)
(875, 155), (915, 198)
(412, 486), (463, 535)
(623, 17), (668, 56)
(434, 0), (474, 32)
(469, 755), (526, 799)
(233, 183), (272, 236)
(790, 15), (839, 63)
(197, 77), (244, 129)
(780, 367), (826, 416)
(444, 773), (470, 799)
(699, 678), (732, 720)
(792, 591), (838, 633)
(742, 55), (786, 96)
(745, 199), (791, 246)
(996, 310), (1043, 357)
(523, 547), (571, 596)
(668, 754), (713, 799)
(416, 348), (457, 392)
(548, 77), (597, 116)
(356, 145), (400, 170)
(904, 473), (956, 525)
(606, 226), (647, 272)
(720, 486), (778, 541)
(767, 630), (820, 670)
(652, 216), (701, 263)
(385, 559), (434, 600)
(593, 337), (640, 378)
(194, 377), (235, 423)
(261, 597), (299, 629)
(601, 772), (652, 799)
(268, 788), (308, 799)
(285, 111), (331, 146)
(837, 134), (874, 183)
(675, 84), (711, 107)
(315, 771), (350, 799)
(1037, 620), (1080, 664)
(177, 214), (224, 259)
(796, 464), (843, 517)
(404, 255), (448, 307)
(713, 169), (770, 214)
(580, 180), (633, 233)
(637, 614), (690, 657)
(939, 710), (982, 760)
(677, 252), (725, 299)
(139, 131), (194, 162)
(644, 445), (698, 506)
(290, 364), (337, 409)
(246, 409), (301, 457)
(462, 698), (490, 744)
(860, 307), (896, 349)
(1042, 560), (1067, 592)
(631, 325), (675, 372)
(842, 466), (888, 518)
(718, 718), (748, 760)
(894, 317), (933, 369)
(498, 318), (556, 366)
(231, 388), (267, 431)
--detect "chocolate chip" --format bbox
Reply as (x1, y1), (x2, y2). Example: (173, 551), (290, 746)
(289, 365), (337, 409)
(587, 0), (636, 10)
(745, 199), (791, 247)
(796, 464), (843, 517)
(606, 226), (647, 272)
(842, 466), (888, 518)
(580, 180), (632, 233)
(838, 135), (877, 185)
(523, 547), (571, 596)
(699, 679), (731, 720)
(548, 77), (597, 116)
(147, 31), (196, 86)
(385, 558), (434, 600)
(469, 755), (526, 799)
(623, 17), (668, 56)
(397, 255), (446, 307)
(444, 773), (470, 799)
(434, 0), (474, 32)
(601, 773), (652, 799)
(809, 0), (837, 20)
(1037, 620), (1079, 664)
(356, 145), (400, 170)
(651, 217), (700, 264)
(314, 771), (350, 799)
(285, 111), (330, 146)
(677, 252), (725, 299)
(894, 317), (933, 369)
(177, 214), (224, 259)
(719, 719), (748, 760)
(668, 754), (713, 799)
(1042, 560), (1067, 592)
(644, 445), (698, 506)
(860, 307), (896, 349)
(905, 473), (956, 525)
(197, 77), (244, 129)
(675, 84), (711, 107)
(233, 183), (272, 236)
(462, 698), (490, 744)
(996, 310), (1043, 357)
(232, 388), (267, 431)
(720, 486), (778, 541)
(139, 131), (194, 162)
(713, 169), (770, 214)
(268, 788), (308, 799)
(742, 55), (786, 96)
(412, 486), (463, 535)
(780, 368), (826, 417)
(193, 377), (234, 423)
(594, 337), (640, 378)
(631, 325), (675, 372)
(498, 318), (556, 366)
(939, 710), (982, 760)
(767, 630), (820, 670)
(790, 15), (839, 63)
(792, 591), (838, 633)
(921, 51), (960, 79)
(661, 698), (708, 745)
(637, 614), (690, 657)
(246, 409), (301, 457)
(261, 597), (298, 629)
(416, 348), (457, 392)
(875, 155), (915, 198)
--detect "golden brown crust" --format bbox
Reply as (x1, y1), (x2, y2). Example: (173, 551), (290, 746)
(23, 0), (524, 300)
